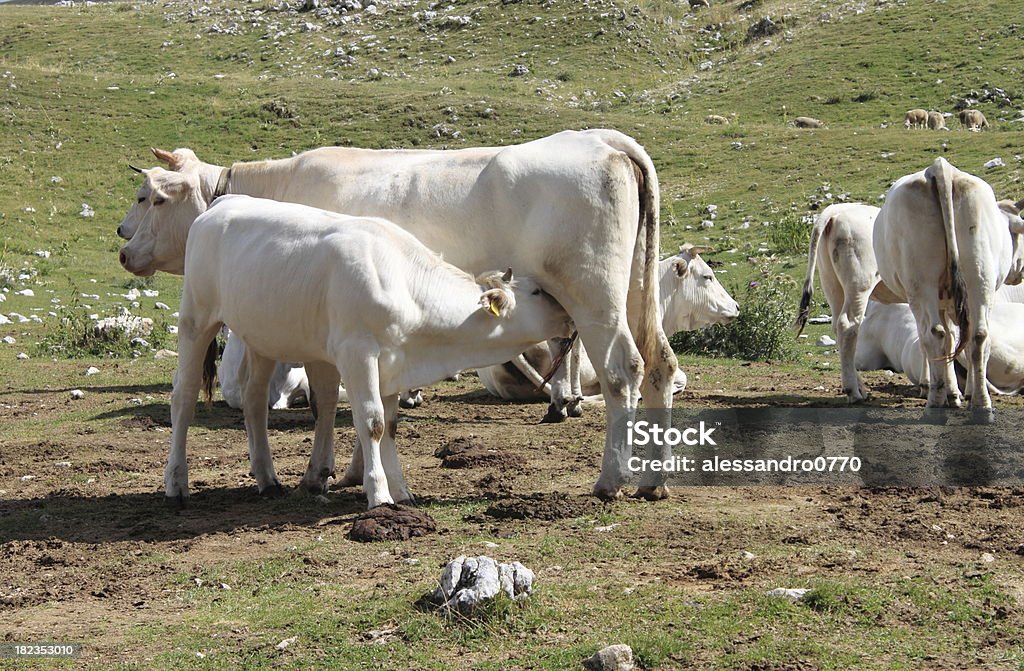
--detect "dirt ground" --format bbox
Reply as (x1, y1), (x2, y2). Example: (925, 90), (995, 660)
(1, 363), (1022, 668)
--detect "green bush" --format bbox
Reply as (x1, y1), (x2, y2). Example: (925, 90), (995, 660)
(670, 274), (799, 362)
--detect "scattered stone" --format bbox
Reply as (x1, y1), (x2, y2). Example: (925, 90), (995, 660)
(509, 64), (529, 77)
(348, 503), (436, 542)
(427, 555), (534, 614)
(816, 335), (836, 347)
(275, 636), (297, 651)
(154, 349), (178, 359)
(14, 289), (34, 297)
(16, 352), (29, 360)
(741, 550), (756, 560)
(94, 313), (154, 339)
(765, 587), (809, 600)
(2, 335), (15, 344)
(583, 644), (635, 671)
(69, 389), (85, 400)
(984, 157), (1005, 169)
(981, 552), (996, 563)
(34, 250), (51, 258)
(80, 203), (95, 218)
(85, 366), (100, 376)
(807, 315), (832, 324)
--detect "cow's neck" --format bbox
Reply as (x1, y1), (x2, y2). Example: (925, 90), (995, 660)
(216, 157), (296, 202)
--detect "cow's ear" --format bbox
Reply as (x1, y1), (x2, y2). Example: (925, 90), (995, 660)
(152, 147), (182, 170)
(501, 267), (513, 283)
(1010, 216), (1024, 236)
(480, 288), (513, 317)
(673, 258), (689, 278)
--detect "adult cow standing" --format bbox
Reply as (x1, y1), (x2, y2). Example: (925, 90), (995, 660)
(122, 130), (677, 500)
(872, 158), (1024, 410)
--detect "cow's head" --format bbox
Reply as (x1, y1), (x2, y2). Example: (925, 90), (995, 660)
(118, 168), (206, 276)
(476, 268), (573, 339)
(117, 149), (206, 240)
(660, 244), (740, 334)
(999, 200), (1024, 286)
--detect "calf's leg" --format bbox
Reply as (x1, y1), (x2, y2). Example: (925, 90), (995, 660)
(335, 349), (393, 508)
(300, 361), (341, 493)
(241, 351), (283, 494)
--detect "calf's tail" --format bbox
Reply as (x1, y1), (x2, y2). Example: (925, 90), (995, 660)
(794, 211), (830, 335)
(201, 338), (218, 406)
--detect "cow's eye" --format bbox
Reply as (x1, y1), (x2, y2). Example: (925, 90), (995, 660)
(703, 274), (713, 281)
(138, 197), (146, 203)
(531, 289), (542, 296)
(153, 196), (166, 206)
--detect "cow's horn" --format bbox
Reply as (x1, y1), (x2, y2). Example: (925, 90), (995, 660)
(128, 164), (145, 174)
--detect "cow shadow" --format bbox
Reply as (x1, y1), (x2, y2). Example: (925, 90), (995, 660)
(0, 486), (370, 545)
(93, 401), (355, 432)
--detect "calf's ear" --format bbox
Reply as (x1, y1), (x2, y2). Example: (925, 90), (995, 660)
(480, 288), (513, 318)
(673, 258), (689, 278)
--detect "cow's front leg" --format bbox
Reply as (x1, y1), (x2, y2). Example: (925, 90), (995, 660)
(166, 321), (221, 504)
(381, 393), (414, 504)
(541, 337), (578, 423)
(335, 350), (393, 508)
(242, 351), (284, 495)
(300, 361), (341, 494)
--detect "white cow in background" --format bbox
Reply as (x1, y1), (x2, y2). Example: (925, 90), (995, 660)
(119, 128), (677, 502)
(220, 328), (310, 410)
(873, 158), (1024, 410)
(857, 300), (1024, 395)
(794, 203), (903, 402)
(125, 194), (573, 507)
(854, 302), (927, 386)
(478, 244), (739, 402)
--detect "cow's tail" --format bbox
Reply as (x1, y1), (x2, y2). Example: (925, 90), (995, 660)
(927, 157), (970, 360)
(201, 338), (218, 406)
(794, 211), (830, 335)
(593, 130), (664, 378)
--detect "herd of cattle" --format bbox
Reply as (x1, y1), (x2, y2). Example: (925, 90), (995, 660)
(112, 129), (1022, 508)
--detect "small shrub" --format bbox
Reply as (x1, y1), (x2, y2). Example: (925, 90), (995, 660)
(671, 274), (799, 362)
(767, 212), (813, 256)
(36, 299), (173, 359)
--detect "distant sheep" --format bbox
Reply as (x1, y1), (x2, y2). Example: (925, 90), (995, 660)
(959, 109), (989, 130)
(704, 114), (730, 125)
(926, 111), (948, 131)
(794, 116), (825, 129)
(904, 108), (927, 129)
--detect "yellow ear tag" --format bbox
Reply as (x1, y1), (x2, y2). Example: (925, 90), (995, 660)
(488, 300), (501, 317)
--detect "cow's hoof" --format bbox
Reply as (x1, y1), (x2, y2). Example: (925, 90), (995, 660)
(540, 403), (568, 424)
(566, 400), (584, 418)
(592, 484), (624, 501)
(633, 485), (670, 501)
(395, 495), (417, 507)
(166, 492), (188, 510)
(260, 481), (287, 498)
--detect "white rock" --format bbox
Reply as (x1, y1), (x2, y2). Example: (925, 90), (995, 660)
(155, 302), (171, 310)
(984, 157), (1004, 169)
(70, 389), (85, 400)
(981, 552), (995, 563)
(807, 315), (832, 324)
(80, 203), (95, 218)
(2, 335), (15, 344)
(123, 288), (141, 301)
(741, 550), (756, 560)
(431, 555), (534, 613)
(14, 289), (34, 297)
(276, 636), (297, 651)
(20, 475), (34, 482)
(583, 644), (635, 671)
(16, 352), (29, 360)
(765, 587), (809, 600)
(154, 349), (178, 359)
(594, 523), (620, 533)
(142, 289), (159, 298)
(816, 335), (836, 347)
(34, 250), (51, 258)
(85, 366), (100, 376)
(0, 315), (10, 325)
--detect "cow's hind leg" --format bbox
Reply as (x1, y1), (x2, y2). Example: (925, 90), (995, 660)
(577, 321), (644, 500)
(165, 319), (222, 504)
(966, 304), (993, 413)
(836, 291), (871, 403)
(241, 351), (284, 495)
(635, 328), (678, 501)
(300, 361), (341, 494)
(912, 300), (961, 408)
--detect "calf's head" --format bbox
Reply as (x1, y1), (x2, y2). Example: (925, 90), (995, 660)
(118, 168), (206, 276)
(660, 245), (740, 334)
(476, 268), (573, 341)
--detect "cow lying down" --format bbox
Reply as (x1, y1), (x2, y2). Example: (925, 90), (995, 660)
(477, 245), (739, 404)
(856, 300), (1024, 395)
(123, 194), (573, 507)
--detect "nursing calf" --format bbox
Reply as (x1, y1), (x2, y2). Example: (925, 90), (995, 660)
(478, 245), (739, 402)
(142, 195), (572, 507)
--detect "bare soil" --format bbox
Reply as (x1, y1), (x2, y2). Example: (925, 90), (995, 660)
(1, 364), (1022, 667)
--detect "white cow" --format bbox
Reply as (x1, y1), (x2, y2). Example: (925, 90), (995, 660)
(854, 302), (927, 386)
(119, 129), (678, 501)
(794, 203), (903, 401)
(858, 300), (1024, 395)
(873, 158), (1024, 410)
(478, 245), (739, 401)
(220, 328), (310, 410)
(135, 194), (573, 507)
